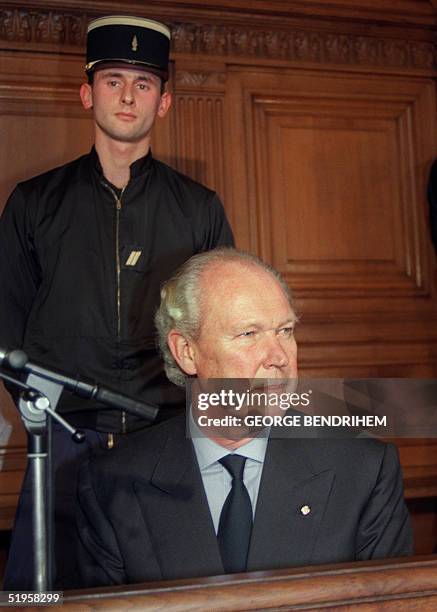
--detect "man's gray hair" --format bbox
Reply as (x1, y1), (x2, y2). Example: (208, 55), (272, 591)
(155, 247), (294, 387)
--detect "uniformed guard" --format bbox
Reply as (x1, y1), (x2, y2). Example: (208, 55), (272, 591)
(0, 13), (233, 590)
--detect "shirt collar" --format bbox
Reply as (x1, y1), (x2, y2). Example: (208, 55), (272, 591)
(190, 412), (269, 471)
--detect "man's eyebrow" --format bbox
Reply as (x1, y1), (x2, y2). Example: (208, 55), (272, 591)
(277, 317), (298, 328)
(136, 74), (155, 81)
(230, 317), (297, 333)
(234, 320), (259, 328)
(101, 71), (124, 78)
(100, 72), (155, 82)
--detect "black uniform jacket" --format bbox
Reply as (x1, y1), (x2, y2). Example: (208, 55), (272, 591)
(0, 149), (234, 430)
(77, 414), (413, 587)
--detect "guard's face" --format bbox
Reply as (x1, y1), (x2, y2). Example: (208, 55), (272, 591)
(170, 262), (298, 381)
(80, 66), (171, 145)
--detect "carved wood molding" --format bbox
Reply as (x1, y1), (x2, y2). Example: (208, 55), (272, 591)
(1, 8), (436, 72)
(171, 23), (436, 72)
(175, 71), (212, 87)
(175, 70), (225, 88)
(0, 8), (89, 46)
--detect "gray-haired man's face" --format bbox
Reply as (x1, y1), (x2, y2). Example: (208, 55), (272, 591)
(169, 261), (298, 381)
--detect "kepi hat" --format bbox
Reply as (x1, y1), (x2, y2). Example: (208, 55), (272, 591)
(86, 15), (171, 81)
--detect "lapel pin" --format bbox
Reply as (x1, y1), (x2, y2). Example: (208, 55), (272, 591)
(300, 504), (311, 516)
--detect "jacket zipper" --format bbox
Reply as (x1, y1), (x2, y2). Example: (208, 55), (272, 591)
(102, 181), (127, 434)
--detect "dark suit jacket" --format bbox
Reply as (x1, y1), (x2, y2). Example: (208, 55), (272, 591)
(76, 414), (413, 587)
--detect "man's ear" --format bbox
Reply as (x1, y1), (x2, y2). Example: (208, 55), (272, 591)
(157, 91), (172, 119)
(167, 329), (197, 376)
(80, 83), (93, 110)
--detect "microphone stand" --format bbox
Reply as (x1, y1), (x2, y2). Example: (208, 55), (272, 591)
(0, 352), (158, 592)
(0, 370), (86, 592)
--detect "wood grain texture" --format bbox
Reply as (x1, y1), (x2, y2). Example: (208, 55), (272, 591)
(229, 68), (435, 293)
(26, 556), (437, 611)
(173, 93), (225, 196)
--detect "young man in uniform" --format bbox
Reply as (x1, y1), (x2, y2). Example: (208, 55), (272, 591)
(0, 15), (233, 589)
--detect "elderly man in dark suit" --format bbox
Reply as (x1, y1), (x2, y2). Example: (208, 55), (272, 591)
(76, 248), (413, 587)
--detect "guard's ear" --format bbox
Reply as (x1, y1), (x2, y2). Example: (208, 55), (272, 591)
(80, 83), (93, 109)
(167, 329), (197, 375)
(157, 91), (172, 118)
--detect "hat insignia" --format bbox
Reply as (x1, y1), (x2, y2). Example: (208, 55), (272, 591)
(131, 35), (138, 52)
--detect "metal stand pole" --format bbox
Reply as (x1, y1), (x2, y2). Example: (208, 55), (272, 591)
(16, 376), (84, 591)
(29, 432), (48, 591)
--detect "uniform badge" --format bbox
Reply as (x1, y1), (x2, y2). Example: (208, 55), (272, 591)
(131, 35), (138, 52)
(125, 250), (142, 266)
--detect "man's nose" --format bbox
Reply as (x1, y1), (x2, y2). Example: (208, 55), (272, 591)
(121, 84), (135, 105)
(262, 334), (290, 369)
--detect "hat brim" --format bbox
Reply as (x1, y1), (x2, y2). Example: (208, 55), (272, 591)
(87, 59), (168, 82)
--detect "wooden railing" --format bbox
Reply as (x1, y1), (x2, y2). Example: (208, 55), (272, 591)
(31, 556), (437, 611)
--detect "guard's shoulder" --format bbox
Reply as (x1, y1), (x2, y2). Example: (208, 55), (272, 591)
(152, 157), (217, 199)
(16, 153), (90, 195)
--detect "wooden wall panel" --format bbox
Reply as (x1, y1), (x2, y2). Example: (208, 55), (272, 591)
(172, 65), (227, 199)
(226, 66), (437, 385)
(173, 95), (225, 195)
(0, 53), (93, 204)
(228, 69), (436, 296)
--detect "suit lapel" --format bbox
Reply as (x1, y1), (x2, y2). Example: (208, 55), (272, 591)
(133, 418), (223, 580)
(248, 437), (334, 571)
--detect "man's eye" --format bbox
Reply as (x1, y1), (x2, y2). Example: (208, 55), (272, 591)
(108, 81), (120, 87)
(137, 83), (149, 90)
(239, 331), (255, 338)
(279, 327), (294, 336)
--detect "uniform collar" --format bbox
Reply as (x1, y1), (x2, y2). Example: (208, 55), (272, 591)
(90, 145), (154, 182)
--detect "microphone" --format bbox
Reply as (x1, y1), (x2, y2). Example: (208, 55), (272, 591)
(0, 347), (158, 422)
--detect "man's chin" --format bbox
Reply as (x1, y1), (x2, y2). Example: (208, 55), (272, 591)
(97, 122), (151, 145)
